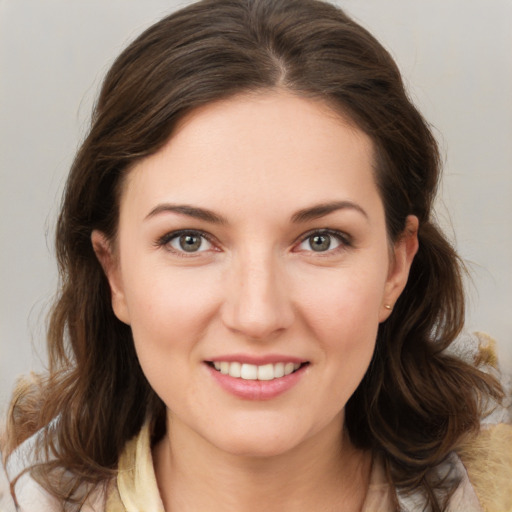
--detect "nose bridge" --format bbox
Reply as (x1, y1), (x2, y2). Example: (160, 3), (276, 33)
(222, 245), (293, 339)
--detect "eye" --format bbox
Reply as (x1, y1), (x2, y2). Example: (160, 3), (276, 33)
(158, 230), (214, 254)
(296, 230), (349, 253)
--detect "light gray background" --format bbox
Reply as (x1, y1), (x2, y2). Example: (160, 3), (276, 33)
(1, 0), (511, 414)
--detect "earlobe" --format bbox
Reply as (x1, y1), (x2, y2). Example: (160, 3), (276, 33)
(91, 230), (131, 325)
(379, 215), (419, 322)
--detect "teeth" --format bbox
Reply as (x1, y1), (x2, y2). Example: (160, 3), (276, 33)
(241, 363), (258, 380)
(257, 363), (274, 381)
(228, 361), (241, 378)
(274, 362), (285, 378)
(211, 361), (303, 381)
(284, 362), (295, 375)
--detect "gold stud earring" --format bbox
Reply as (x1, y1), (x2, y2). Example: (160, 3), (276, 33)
(384, 304), (393, 310)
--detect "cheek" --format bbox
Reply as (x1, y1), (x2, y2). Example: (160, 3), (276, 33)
(294, 265), (386, 387)
(123, 266), (225, 408)
(121, 262), (223, 356)
(296, 264), (387, 334)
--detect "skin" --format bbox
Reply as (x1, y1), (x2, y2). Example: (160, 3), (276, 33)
(93, 90), (418, 511)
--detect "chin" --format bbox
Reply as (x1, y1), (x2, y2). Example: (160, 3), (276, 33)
(212, 432), (302, 459)
(198, 413), (322, 460)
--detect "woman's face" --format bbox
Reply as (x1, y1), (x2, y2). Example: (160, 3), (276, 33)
(94, 91), (417, 458)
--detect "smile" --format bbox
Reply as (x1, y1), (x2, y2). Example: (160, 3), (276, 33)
(206, 359), (309, 400)
(210, 361), (303, 381)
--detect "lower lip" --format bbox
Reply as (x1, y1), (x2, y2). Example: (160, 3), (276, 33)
(206, 363), (308, 400)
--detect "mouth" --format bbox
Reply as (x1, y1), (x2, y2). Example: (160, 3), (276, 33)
(206, 361), (309, 381)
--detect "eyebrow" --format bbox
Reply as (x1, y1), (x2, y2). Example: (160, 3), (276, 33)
(145, 200), (368, 225)
(145, 204), (228, 225)
(291, 201), (368, 223)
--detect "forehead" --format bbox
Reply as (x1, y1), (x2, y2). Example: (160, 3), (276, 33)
(121, 90), (380, 219)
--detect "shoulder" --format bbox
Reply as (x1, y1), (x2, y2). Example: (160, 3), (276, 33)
(0, 429), (58, 511)
(396, 332), (512, 512)
(458, 423), (512, 512)
(0, 428), (106, 512)
(0, 451), (16, 512)
(446, 331), (511, 422)
(451, 332), (512, 512)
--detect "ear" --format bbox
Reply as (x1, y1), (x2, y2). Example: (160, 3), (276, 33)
(91, 230), (131, 325)
(379, 215), (419, 322)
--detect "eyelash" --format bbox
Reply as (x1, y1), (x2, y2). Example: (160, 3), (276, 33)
(295, 229), (352, 254)
(155, 229), (218, 257)
(155, 228), (352, 256)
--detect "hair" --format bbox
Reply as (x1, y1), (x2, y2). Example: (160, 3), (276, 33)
(3, 0), (503, 510)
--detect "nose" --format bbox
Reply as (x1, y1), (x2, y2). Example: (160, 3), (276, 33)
(221, 249), (295, 340)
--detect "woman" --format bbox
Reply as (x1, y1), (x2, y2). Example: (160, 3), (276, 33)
(1, 0), (510, 510)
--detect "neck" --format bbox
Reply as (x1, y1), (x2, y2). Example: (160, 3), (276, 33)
(153, 415), (372, 512)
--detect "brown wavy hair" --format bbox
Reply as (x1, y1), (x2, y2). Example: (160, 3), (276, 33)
(3, 0), (503, 510)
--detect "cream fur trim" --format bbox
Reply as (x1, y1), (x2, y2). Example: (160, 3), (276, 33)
(458, 423), (512, 512)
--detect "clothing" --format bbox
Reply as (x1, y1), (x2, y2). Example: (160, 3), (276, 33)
(1, 332), (511, 512)
(104, 421), (491, 512)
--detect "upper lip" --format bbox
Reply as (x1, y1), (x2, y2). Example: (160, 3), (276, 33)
(206, 354), (307, 365)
